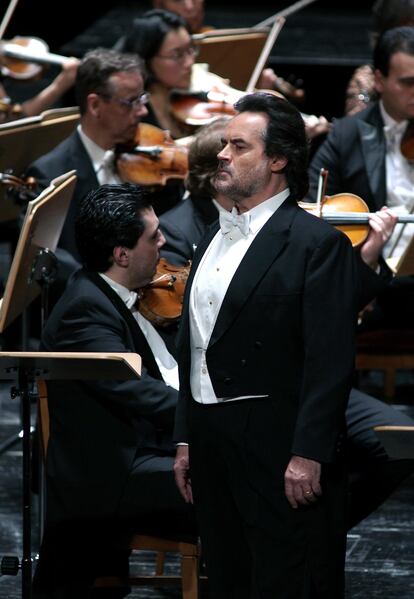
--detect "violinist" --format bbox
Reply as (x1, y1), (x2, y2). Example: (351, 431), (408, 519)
(345, 0), (414, 116)
(32, 182), (196, 599)
(0, 56), (79, 122)
(308, 25), (414, 330)
(25, 47), (148, 265)
(118, 9), (198, 140)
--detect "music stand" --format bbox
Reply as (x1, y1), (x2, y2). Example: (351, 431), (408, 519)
(0, 170), (76, 334)
(193, 28), (270, 90)
(374, 425), (414, 459)
(0, 351), (141, 599)
(0, 107), (79, 223)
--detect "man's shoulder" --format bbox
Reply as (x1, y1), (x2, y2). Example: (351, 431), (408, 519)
(28, 130), (81, 172)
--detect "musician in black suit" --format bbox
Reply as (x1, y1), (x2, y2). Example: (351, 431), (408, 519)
(308, 26), (414, 329)
(26, 48), (148, 263)
(32, 183), (195, 599)
(173, 92), (357, 598)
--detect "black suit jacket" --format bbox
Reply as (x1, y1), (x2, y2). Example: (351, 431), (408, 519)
(159, 193), (218, 266)
(175, 197), (357, 466)
(308, 102), (386, 211)
(26, 130), (99, 260)
(40, 269), (177, 524)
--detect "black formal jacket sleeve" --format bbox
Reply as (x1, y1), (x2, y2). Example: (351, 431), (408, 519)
(307, 102), (386, 212)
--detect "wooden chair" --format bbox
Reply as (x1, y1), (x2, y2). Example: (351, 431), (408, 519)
(356, 329), (414, 400)
(36, 379), (201, 599)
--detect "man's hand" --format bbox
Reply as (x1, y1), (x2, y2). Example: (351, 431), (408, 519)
(284, 455), (322, 509)
(174, 445), (193, 504)
(360, 207), (398, 269)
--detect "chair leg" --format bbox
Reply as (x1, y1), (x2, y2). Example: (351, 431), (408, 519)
(155, 551), (165, 575)
(384, 367), (396, 400)
(181, 554), (199, 599)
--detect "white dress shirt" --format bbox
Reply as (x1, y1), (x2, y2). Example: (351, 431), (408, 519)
(100, 273), (179, 390)
(380, 102), (414, 259)
(189, 188), (290, 404)
(78, 125), (122, 185)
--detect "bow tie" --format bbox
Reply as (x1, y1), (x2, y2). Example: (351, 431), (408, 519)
(219, 208), (250, 237)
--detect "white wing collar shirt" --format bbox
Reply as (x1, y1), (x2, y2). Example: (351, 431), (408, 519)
(99, 273), (179, 390)
(78, 125), (122, 185)
(380, 101), (414, 259)
(189, 187), (290, 404)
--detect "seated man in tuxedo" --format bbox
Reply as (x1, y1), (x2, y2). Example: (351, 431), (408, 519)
(33, 182), (195, 599)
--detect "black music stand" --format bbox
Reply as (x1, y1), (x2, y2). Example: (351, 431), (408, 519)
(0, 351), (141, 599)
(0, 171), (76, 457)
(374, 426), (414, 459)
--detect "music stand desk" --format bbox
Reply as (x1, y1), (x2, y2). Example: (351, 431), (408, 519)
(374, 425), (414, 460)
(0, 351), (141, 599)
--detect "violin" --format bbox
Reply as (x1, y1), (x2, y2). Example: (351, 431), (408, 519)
(0, 171), (37, 204)
(301, 169), (414, 247)
(0, 36), (68, 80)
(137, 257), (190, 327)
(115, 123), (189, 187)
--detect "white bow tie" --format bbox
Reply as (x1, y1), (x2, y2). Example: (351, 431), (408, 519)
(219, 208), (250, 237)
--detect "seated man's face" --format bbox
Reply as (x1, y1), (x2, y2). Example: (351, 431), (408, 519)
(128, 208), (166, 289)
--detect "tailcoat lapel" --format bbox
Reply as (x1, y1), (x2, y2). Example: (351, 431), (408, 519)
(209, 198), (297, 347)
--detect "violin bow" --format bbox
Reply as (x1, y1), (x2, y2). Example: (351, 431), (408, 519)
(254, 0), (319, 29)
(245, 17), (285, 93)
(0, 0), (20, 40)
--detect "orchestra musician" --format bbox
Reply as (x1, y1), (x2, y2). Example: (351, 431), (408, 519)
(25, 47), (148, 265)
(173, 91), (357, 598)
(308, 25), (414, 330)
(345, 0), (414, 115)
(33, 182), (196, 599)
(117, 9), (198, 140)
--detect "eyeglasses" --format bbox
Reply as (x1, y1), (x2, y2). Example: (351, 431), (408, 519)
(99, 91), (150, 109)
(155, 45), (199, 63)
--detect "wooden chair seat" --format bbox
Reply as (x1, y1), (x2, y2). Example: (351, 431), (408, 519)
(356, 329), (414, 399)
(36, 379), (201, 599)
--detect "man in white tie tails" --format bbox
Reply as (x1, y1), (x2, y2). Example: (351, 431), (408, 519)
(308, 25), (414, 330)
(174, 92), (358, 598)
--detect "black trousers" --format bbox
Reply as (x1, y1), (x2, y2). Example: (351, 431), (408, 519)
(188, 397), (348, 599)
(32, 453), (196, 599)
(345, 388), (414, 528)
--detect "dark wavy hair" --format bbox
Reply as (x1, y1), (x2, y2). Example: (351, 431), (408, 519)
(233, 92), (309, 199)
(373, 25), (414, 76)
(120, 9), (190, 81)
(75, 47), (144, 115)
(75, 183), (151, 272)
